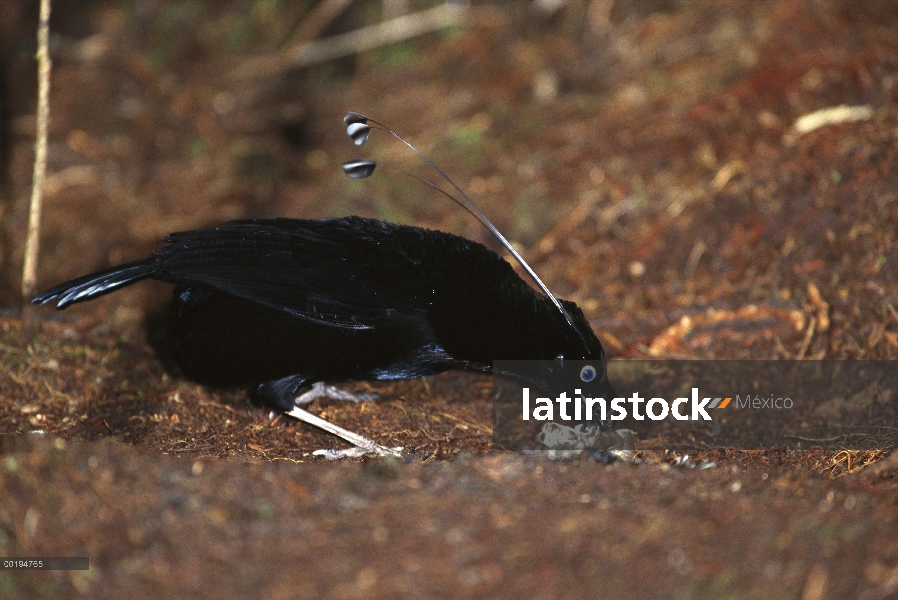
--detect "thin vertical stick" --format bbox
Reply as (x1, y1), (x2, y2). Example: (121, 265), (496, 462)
(21, 0), (53, 307)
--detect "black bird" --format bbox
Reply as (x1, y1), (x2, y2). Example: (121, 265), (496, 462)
(33, 112), (615, 454)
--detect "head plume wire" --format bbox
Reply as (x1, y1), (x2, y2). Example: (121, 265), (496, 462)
(341, 111), (591, 351)
(345, 159), (479, 223)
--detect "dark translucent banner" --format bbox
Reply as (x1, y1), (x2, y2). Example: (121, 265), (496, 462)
(493, 360), (898, 451)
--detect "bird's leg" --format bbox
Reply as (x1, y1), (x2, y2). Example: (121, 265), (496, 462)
(284, 404), (402, 459)
(293, 381), (378, 406)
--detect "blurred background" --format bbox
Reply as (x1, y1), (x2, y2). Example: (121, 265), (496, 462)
(2, 0), (896, 358)
(1, 6), (897, 596)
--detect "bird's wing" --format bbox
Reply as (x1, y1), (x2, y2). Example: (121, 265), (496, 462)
(154, 217), (433, 330)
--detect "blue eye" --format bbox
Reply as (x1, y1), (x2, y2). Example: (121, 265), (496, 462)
(580, 365), (596, 382)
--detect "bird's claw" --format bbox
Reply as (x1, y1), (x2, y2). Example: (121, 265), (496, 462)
(294, 381), (379, 406)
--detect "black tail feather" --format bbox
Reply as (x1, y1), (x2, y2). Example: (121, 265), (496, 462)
(31, 260), (157, 309)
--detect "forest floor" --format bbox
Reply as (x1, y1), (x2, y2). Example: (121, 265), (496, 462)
(1, 1), (897, 598)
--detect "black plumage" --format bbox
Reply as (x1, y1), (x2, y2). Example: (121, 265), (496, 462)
(33, 216), (612, 415)
(34, 112), (617, 443)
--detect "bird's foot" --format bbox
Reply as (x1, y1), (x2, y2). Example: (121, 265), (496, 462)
(284, 404), (402, 459)
(293, 381), (379, 406)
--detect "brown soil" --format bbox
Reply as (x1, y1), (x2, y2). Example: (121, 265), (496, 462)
(1, 1), (897, 598)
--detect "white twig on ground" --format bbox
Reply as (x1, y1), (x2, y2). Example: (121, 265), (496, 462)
(792, 104), (873, 135)
(285, 404), (403, 458)
(290, 0), (355, 45)
(235, 2), (465, 78)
